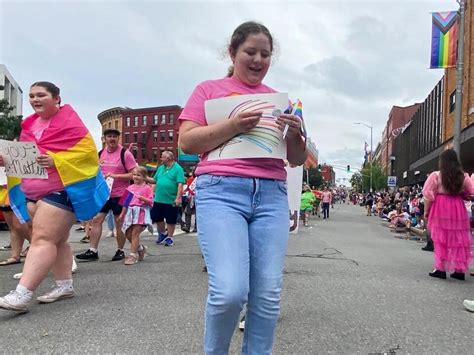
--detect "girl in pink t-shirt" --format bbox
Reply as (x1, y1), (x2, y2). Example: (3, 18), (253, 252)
(178, 21), (307, 354)
(119, 167), (153, 265)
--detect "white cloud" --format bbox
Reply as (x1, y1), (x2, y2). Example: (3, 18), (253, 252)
(0, 0), (457, 180)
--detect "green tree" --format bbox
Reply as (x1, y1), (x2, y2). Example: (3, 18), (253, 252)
(306, 166), (323, 188)
(350, 171), (363, 192)
(359, 163), (387, 192)
(0, 85), (22, 140)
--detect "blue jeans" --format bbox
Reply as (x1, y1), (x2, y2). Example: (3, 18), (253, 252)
(196, 174), (289, 355)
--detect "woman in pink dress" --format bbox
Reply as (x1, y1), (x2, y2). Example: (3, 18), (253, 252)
(422, 149), (474, 280)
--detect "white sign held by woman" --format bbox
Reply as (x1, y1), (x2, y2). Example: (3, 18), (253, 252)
(0, 139), (47, 179)
(204, 93), (289, 161)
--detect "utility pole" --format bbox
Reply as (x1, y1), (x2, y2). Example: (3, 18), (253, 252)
(355, 122), (373, 192)
(453, 0), (465, 154)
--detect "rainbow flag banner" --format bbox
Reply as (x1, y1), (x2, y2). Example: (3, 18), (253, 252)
(119, 189), (134, 208)
(430, 11), (458, 69)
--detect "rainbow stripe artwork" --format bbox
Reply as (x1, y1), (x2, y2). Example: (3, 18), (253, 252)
(430, 11), (458, 69)
(20, 105), (109, 221)
(7, 176), (30, 224)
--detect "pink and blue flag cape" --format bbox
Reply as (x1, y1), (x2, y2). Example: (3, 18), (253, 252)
(18, 105), (109, 222)
(7, 176), (30, 224)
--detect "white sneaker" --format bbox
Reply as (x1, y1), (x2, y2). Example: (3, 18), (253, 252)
(37, 285), (74, 304)
(72, 259), (78, 274)
(463, 299), (474, 312)
(13, 272), (22, 280)
(0, 290), (31, 312)
(105, 231), (115, 238)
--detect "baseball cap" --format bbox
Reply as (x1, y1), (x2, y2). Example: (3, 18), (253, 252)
(103, 128), (120, 136)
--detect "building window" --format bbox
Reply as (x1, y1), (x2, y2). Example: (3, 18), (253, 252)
(126, 117), (130, 127)
(160, 130), (166, 142)
(161, 114), (166, 125)
(108, 122), (112, 128)
(103, 124), (107, 131)
(133, 133), (138, 143)
(153, 115), (158, 125)
(449, 90), (456, 113)
(141, 131), (146, 143)
(124, 133), (130, 143)
(114, 120), (118, 129)
(134, 116), (138, 126)
(153, 131), (158, 142)
(141, 148), (147, 160)
(168, 130), (174, 142)
(132, 147), (138, 159)
(142, 116), (147, 126)
(152, 149), (158, 161)
(169, 113), (174, 125)
(159, 148), (165, 157)
(167, 147), (173, 152)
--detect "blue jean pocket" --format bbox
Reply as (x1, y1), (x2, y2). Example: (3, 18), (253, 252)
(196, 174), (223, 190)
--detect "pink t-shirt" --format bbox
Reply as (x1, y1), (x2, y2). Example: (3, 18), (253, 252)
(322, 191), (332, 203)
(127, 183), (154, 207)
(422, 171), (474, 201)
(21, 116), (64, 200)
(100, 146), (137, 198)
(179, 76), (286, 181)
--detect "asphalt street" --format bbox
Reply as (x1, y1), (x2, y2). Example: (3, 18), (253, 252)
(0, 203), (473, 354)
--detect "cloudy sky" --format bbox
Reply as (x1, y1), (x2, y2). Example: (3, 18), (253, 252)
(1, 0), (457, 182)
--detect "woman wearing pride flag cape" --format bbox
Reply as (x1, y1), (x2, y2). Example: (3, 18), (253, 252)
(179, 21), (307, 354)
(0, 81), (108, 313)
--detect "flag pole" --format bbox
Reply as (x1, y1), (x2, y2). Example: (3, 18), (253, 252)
(453, 0), (466, 154)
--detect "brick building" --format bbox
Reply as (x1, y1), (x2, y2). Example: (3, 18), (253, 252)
(443, 0), (474, 171)
(320, 164), (336, 186)
(391, 0), (474, 185)
(98, 105), (182, 165)
(378, 103), (421, 174)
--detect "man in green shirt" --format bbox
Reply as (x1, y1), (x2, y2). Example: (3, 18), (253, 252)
(150, 151), (185, 246)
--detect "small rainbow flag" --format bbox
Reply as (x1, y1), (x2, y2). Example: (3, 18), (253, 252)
(145, 162), (158, 170)
(293, 99), (303, 119)
(119, 189), (134, 208)
(291, 99), (307, 141)
(430, 11), (458, 69)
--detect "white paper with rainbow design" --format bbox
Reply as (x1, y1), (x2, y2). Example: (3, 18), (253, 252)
(204, 93), (289, 161)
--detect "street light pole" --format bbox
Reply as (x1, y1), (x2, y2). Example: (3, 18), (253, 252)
(355, 122), (373, 193)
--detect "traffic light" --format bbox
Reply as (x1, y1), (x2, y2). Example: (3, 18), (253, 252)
(347, 165), (350, 172)
(317, 164), (322, 172)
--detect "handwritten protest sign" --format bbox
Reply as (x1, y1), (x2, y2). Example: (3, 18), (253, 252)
(0, 167), (6, 186)
(0, 139), (47, 179)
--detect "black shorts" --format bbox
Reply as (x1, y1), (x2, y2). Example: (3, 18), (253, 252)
(0, 205), (12, 212)
(151, 202), (179, 224)
(99, 197), (123, 215)
(41, 191), (74, 213)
